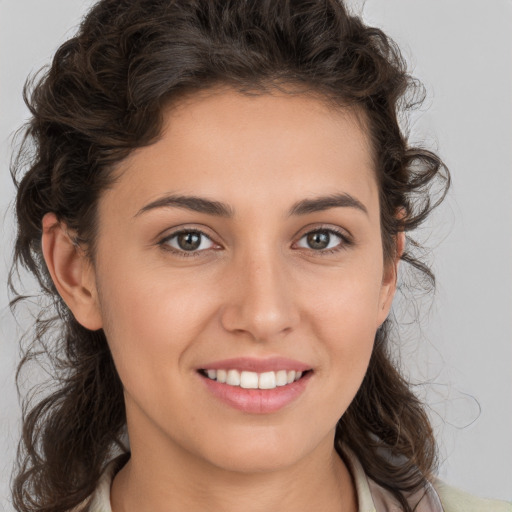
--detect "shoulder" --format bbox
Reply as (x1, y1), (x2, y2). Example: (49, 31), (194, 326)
(433, 480), (512, 512)
(343, 444), (511, 512)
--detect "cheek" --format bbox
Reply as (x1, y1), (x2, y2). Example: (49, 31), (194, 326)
(94, 258), (214, 388)
(313, 290), (377, 371)
(304, 258), (384, 332)
(301, 259), (383, 378)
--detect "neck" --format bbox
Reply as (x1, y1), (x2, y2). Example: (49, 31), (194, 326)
(111, 425), (356, 512)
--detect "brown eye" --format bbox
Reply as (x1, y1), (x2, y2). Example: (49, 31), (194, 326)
(162, 230), (215, 253)
(296, 229), (345, 252)
(306, 231), (330, 250)
(177, 232), (202, 251)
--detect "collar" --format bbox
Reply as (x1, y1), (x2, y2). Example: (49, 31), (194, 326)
(342, 447), (444, 512)
(87, 449), (444, 512)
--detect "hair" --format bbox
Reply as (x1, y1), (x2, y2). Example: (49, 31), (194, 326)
(10, 1), (450, 511)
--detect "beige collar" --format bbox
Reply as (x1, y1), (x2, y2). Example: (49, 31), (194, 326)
(342, 447), (444, 512)
(88, 449), (444, 512)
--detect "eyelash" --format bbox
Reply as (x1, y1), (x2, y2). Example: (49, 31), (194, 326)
(158, 229), (217, 258)
(295, 226), (352, 255)
(158, 226), (352, 258)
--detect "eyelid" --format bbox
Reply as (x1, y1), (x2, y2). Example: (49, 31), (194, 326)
(292, 224), (353, 253)
(157, 226), (222, 256)
(156, 223), (352, 257)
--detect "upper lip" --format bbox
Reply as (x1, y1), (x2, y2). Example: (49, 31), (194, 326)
(198, 357), (311, 373)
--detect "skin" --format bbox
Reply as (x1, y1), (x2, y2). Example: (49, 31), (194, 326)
(42, 89), (402, 512)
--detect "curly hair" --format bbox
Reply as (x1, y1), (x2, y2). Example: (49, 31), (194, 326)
(10, 1), (449, 511)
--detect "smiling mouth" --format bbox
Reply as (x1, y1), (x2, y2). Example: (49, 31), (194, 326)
(198, 369), (311, 390)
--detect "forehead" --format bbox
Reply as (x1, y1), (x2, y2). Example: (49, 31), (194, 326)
(106, 88), (378, 219)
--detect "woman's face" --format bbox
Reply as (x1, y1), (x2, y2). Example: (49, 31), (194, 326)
(87, 89), (397, 473)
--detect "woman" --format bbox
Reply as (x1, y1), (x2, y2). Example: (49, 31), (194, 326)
(8, 1), (511, 511)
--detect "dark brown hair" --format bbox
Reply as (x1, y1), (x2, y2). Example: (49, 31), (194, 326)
(10, 1), (449, 511)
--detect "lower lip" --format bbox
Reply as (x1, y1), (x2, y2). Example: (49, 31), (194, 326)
(200, 372), (312, 414)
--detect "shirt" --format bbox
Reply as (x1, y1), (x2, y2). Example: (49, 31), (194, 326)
(86, 450), (512, 511)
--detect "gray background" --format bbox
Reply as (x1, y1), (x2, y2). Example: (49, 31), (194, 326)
(1, 0), (511, 509)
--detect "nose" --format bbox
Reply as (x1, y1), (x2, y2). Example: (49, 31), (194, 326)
(220, 249), (300, 342)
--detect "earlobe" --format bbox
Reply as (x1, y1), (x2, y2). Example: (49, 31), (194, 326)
(41, 213), (103, 331)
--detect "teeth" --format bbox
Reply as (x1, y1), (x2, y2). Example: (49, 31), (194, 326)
(204, 368), (306, 389)
(276, 370), (288, 386)
(240, 371), (259, 389)
(259, 371), (276, 389)
(226, 369), (241, 386)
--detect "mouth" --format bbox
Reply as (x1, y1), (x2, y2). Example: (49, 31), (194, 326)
(197, 359), (313, 413)
(198, 368), (312, 390)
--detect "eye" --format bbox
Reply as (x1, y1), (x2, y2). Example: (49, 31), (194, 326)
(161, 229), (216, 253)
(295, 228), (347, 252)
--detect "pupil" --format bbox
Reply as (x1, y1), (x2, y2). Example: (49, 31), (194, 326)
(307, 231), (329, 250)
(178, 232), (201, 251)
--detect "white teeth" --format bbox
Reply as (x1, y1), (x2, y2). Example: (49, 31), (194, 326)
(240, 371), (259, 389)
(276, 370), (288, 387)
(259, 371), (276, 389)
(204, 368), (307, 388)
(226, 369), (241, 386)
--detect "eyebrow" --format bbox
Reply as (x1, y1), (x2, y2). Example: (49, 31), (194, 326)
(135, 195), (234, 217)
(288, 193), (368, 216)
(135, 192), (367, 218)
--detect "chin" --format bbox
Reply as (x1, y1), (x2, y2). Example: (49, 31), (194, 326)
(194, 426), (326, 475)
(210, 448), (301, 474)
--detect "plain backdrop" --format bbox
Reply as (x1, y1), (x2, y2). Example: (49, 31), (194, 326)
(1, 0), (511, 510)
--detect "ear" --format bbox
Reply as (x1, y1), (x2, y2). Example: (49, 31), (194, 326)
(377, 230), (405, 326)
(41, 213), (103, 330)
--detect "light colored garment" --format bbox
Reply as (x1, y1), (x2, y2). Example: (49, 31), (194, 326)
(86, 451), (512, 512)
(342, 448), (512, 512)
